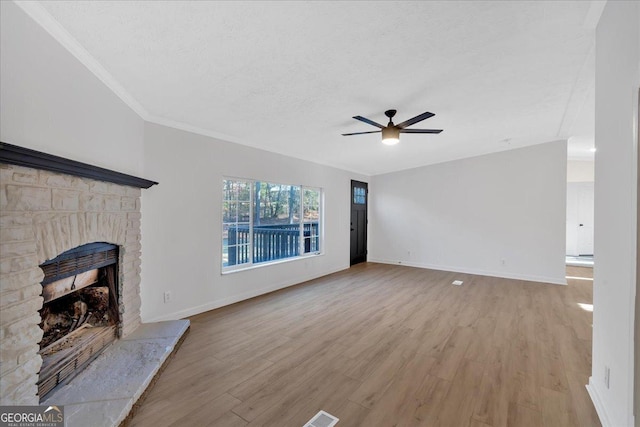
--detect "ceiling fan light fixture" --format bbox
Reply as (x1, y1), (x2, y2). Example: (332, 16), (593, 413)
(343, 109), (441, 144)
(381, 126), (400, 145)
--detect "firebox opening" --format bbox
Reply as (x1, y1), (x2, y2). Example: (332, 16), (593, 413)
(37, 242), (120, 401)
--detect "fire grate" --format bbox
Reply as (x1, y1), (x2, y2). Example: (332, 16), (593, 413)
(37, 324), (116, 399)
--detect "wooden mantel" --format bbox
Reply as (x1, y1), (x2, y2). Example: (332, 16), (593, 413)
(0, 141), (158, 189)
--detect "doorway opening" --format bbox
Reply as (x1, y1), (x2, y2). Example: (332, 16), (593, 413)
(566, 159), (595, 267)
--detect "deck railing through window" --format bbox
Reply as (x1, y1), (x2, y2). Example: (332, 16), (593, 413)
(228, 222), (319, 265)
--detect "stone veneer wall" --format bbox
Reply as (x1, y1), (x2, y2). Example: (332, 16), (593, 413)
(0, 163), (143, 405)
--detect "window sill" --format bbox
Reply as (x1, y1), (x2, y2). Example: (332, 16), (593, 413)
(221, 252), (324, 275)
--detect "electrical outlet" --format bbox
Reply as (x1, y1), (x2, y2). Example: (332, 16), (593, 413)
(163, 291), (172, 304)
(604, 366), (610, 388)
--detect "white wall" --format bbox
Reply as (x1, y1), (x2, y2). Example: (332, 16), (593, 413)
(0, 1), (144, 176)
(589, 2), (639, 426)
(568, 159), (595, 182)
(369, 141), (567, 285)
(140, 122), (365, 322)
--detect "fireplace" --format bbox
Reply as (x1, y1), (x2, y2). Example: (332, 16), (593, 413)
(0, 142), (157, 406)
(37, 242), (120, 399)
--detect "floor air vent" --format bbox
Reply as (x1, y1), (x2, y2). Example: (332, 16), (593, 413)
(303, 410), (339, 427)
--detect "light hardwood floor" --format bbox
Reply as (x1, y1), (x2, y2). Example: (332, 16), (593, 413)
(129, 263), (600, 427)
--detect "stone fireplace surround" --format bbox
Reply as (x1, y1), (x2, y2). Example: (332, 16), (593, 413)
(1, 143), (188, 424)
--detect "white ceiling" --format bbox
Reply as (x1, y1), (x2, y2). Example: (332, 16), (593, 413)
(23, 1), (596, 175)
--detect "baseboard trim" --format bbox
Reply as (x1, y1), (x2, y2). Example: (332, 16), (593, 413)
(586, 378), (611, 427)
(367, 258), (567, 286)
(144, 266), (349, 322)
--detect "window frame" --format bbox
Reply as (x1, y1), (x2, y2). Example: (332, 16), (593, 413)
(222, 177), (323, 273)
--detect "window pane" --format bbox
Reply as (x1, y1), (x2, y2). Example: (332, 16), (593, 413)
(303, 188), (320, 222)
(237, 181), (251, 201)
(253, 181), (301, 263)
(255, 182), (299, 226)
(223, 201), (237, 223)
(353, 186), (366, 204)
(222, 245), (230, 267)
(238, 202), (250, 223)
(254, 223), (300, 264)
(223, 180), (234, 201)
(222, 179), (250, 267)
(303, 188), (320, 254)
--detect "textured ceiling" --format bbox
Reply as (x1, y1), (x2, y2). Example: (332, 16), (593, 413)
(27, 1), (595, 175)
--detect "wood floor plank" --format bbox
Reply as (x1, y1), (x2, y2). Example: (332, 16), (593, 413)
(358, 351), (438, 426)
(430, 326), (475, 381)
(128, 263), (599, 427)
(433, 358), (485, 427)
(341, 326), (413, 381)
(230, 344), (349, 421)
(554, 324), (592, 376)
(167, 393), (241, 427)
(535, 352), (569, 393)
(540, 387), (580, 427)
(349, 344), (417, 408)
(130, 392), (241, 427)
(332, 401), (370, 427)
(411, 374), (452, 426)
(277, 372), (361, 427)
(207, 411), (248, 427)
(565, 371), (601, 427)
(464, 315), (498, 363)
(505, 402), (543, 427)
(243, 369), (355, 426)
(472, 362), (510, 427)
(473, 360), (544, 427)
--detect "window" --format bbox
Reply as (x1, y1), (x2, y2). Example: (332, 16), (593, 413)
(353, 186), (366, 204)
(222, 179), (322, 271)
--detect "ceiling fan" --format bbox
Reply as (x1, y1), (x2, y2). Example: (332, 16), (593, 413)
(342, 109), (442, 145)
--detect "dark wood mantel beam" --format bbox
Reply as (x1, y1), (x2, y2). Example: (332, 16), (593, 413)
(0, 141), (158, 189)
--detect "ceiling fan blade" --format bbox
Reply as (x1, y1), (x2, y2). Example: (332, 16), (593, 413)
(396, 112), (435, 129)
(353, 116), (385, 129)
(399, 128), (443, 134)
(342, 130), (382, 136)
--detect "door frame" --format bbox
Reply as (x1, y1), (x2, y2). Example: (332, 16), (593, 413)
(634, 87), (639, 425)
(350, 180), (368, 266)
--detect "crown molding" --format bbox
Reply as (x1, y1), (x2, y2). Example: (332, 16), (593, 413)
(11, 1), (371, 177)
(583, 1), (607, 30)
(13, 0), (151, 120)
